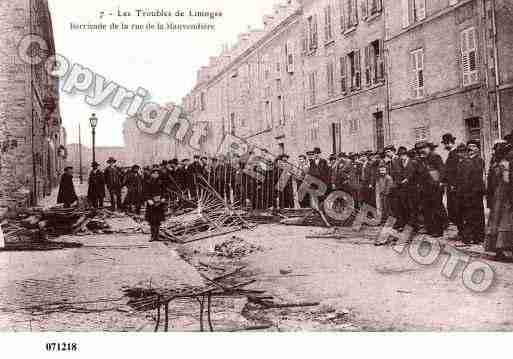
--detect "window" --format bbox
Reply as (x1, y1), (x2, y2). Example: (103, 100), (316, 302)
(309, 119), (320, 141)
(348, 50), (361, 90)
(374, 112), (384, 151)
(402, 0), (426, 28)
(349, 117), (359, 134)
(368, 0), (383, 16)
(410, 48), (425, 99)
(307, 15), (318, 51)
(347, 0), (358, 28)
(230, 112), (236, 135)
(308, 71), (317, 105)
(461, 27), (479, 86)
(331, 122), (342, 153)
(265, 101), (273, 129)
(327, 61), (335, 97)
(340, 56), (347, 93)
(414, 126), (430, 142)
(324, 5), (333, 43)
(285, 41), (294, 73)
(365, 40), (385, 86)
(200, 92), (206, 111)
(278, 96), (286, 126)
(276, 79), (282, 93)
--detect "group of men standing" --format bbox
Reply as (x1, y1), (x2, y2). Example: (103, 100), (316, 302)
(79, 133), (487, 245)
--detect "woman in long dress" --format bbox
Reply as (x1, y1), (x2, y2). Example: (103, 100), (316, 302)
(485, 142), (513, 260)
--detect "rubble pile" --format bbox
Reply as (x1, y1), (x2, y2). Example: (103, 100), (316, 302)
(213, 236), (263, 259)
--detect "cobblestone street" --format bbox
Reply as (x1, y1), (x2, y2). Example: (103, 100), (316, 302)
(0, 233), (204, 331)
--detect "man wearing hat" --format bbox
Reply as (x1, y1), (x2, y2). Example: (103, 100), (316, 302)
(455, 140), (485, 244)
(57, 166), (78, 208)
(416, 141), (447, 237)
(391, 146), (419, 230)
(440, 133), (462, 239)
(104, 157), (123, 211)
(87, 161), (105, 209)
(124, 165), (144, 215)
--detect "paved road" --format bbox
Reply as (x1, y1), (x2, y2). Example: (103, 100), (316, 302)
(0, 234), (204, 331)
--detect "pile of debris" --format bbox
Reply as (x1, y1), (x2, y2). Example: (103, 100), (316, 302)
(213, 236), (263, 259)
(1, 206), (87, 250)
(158, 177), (254, 244)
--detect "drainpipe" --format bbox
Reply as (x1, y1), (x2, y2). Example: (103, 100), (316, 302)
(491, 0), (502, 138)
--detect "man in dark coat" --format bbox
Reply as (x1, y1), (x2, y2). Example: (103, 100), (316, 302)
(104, 157), (122, 211)
(391, 147), (420, 230)
(441, 133), (462, 239)
(144, 169), (166, 242)
(309, 147), (329, 207)
(456, 141), (485, 244)
(124, 165), (145, 214)
(87, 162), (105, 209)
(277, 154), (294, 209)
(57, 167), (78, 208)
(416, 141), (446, 237)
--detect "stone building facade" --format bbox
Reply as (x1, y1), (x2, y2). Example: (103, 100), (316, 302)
(0, 0), (65, 209)
(183, 0), (513, 165)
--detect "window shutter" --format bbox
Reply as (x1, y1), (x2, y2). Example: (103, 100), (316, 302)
(402, 0), (410, 27)
(286, 41), (294, 73)
(410, 49), (424, 98)
(461, 27), (479, 86)
(340, 0), (346, 31)
(302, 25), (308, 54)
(361, 0), (368, 20)
(365, 45), (372, 86)
(355, 49), (361, 88)
(313, 15), (318, 49)
(415, 0), (426, 20)
(376, 39), (385, 82)
(340, 56), (347, 93)
(376, 0), (383, 12)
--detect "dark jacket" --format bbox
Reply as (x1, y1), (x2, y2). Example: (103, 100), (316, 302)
(443, 149), (459, 187)
(144, 178), (166, 223)
(391, 158), (419, 189)
(124, 171), (145, 204)
(456, 154), (485, 199)
(309, 158), (330, 184)
(87, 169), (105, 200)
(104, 165), (122, 190)
(57, 173), (78, 205)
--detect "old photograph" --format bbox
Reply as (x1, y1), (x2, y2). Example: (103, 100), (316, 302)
(1, 0), (513, 349)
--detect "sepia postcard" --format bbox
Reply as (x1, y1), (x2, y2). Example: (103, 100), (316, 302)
(0, 0), (512, 357)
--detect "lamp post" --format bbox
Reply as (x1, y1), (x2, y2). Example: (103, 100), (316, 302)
(89, 113), (98, 164)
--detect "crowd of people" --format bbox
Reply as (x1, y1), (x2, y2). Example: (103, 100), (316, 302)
(56, 131), (513, 259)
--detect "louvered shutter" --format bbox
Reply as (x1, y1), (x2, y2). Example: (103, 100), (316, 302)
(364, 45), (372, 86)
(402, 0), (410, 27)
(410, 49), (424, 98)
(361, 0), (368, 20)
(355, 49), (361, 89)
(340, 0), (346, 31)
(461, 27), (479, 86)
(415, 0), (426, 21)
(340, 56), (347, 93)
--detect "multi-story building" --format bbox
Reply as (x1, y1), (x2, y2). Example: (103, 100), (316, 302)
(301, 0), (387, 155)
(183, 1), (305, 158)
(183, 0), (512, 164)
(0, 0), (65, 210)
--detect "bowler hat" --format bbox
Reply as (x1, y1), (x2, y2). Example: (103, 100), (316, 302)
(441, 133), (456, 145)
(383, 145), (396, 153)
(91, 161), (100, 168)
(397, 146), (408, 155)
(313, 147), (322, 154)
(107, 157), (116, 164)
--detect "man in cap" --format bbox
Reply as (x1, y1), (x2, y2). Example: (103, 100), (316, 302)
(456, 140), (485, 244)
(104, 157), (123, 211)
(87, 161), (105, 209)
(440, 133), (462, 239)
(415, 141), (446, 237)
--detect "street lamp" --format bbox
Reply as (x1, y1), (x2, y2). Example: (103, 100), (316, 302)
(89, 113), (98, 163)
